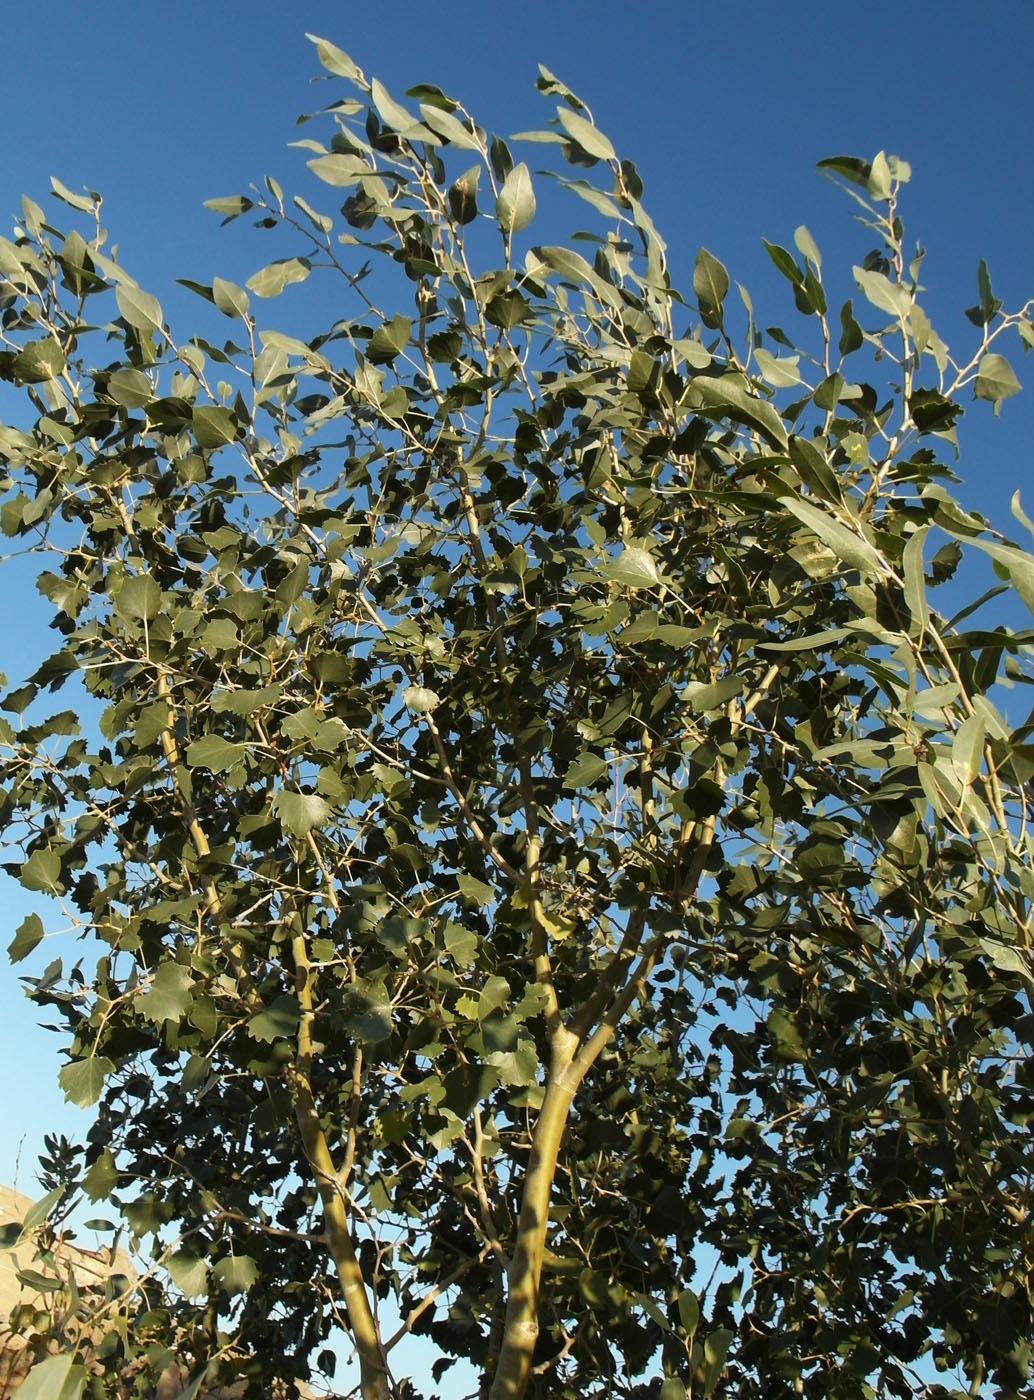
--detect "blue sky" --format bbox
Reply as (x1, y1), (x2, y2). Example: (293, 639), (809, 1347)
(1, 0), (1033, 1196)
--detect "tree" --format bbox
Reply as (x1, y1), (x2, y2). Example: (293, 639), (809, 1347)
(2, 34), (1034, 1400)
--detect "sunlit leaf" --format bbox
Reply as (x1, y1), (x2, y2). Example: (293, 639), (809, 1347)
(496, 162), (536, 236)
(272, 789), (332, 836)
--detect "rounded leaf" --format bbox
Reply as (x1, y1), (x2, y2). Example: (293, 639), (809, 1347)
(402, 685), (441, 714)
(115, 283), (164, 332)
(496, 162), (536, 236)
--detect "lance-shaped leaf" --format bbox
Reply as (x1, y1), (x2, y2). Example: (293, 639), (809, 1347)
(10, 1352), (87, 1400)
(686, 373), (788, 449)
(780, 495), (884, 574)
(694, 246), (729, 328)
(556, 106), (616, 162)
(306, 32), (361, 80)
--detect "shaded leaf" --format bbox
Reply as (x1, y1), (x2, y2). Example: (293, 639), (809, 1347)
(693, 247), (729, 328)
(12, 339), (64, 383)
(59, 1055), (115, 1107)
(249, 995), (301, 1043)
(212, 1254), (259, 1295)
(9, 1351), (86, 1400)
(138, 963), (194, 1025)
(8, 911), (44, 963)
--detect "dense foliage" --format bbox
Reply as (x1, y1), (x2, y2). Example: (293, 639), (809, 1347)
(2, 35), (1034, 1400)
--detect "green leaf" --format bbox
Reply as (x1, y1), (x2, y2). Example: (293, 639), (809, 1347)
(686, 373), (788, 449)
(793, 224), (821, 269)
(12, 338), (64, 383)
(788, 435), (843, 504)
(273, 789), (332, 837)
(343, 980), (394, 1044)
(974, 352), (1020, 410)
(82, 1149), (118, 1202)
(780, 496), (883, 574)
(203, 194), (253, 219)
(211, 276), (250, 318)
(20, 849), (63, 894)
(21, 1187), (63, 1235)
(605, 546), (660, 590)
(700, 1328), (735, 1397)
(754, 347), (801, 388)
(563, 752), (610, 788)
(901, 527), (929, 635)
(677, 1288), (700, 1337)
(9, 1351), (87, 1400)
(456, 874), (495, 906)
(682, 677), (743, 712)
(448, 165), (480, 225)
(138, 962), (195, 1024)
(59, 1055), (115, 1107)
(8, 911), (44, 963)
(371, 77), (418, 134)
(485, 289), (531, 329)
(420, 104), (481, 150)
(762, 240), (803, 286)
(816, 154), (871, 188)
(839, 298), (863, 354)
(852, 265), (910, 319)
(246, 258), (311, 298)
(952, 714), (985, 786)
(50, 175), (95, 212)
(249, 995), (301, 1043)
(107, 367), (152, 407)
(962, 537), (1034, 616)
(367, 314), (412, 364)
(16, 1267), (65, 1292)
(306, 153), (370, 187)
(168, 1250), (209, 1299)
(192, 405), (239, 449)
(115, 283), (164, 332)
(186, 735), (247, 772)
(556, 106), (615, 162)
(402, 685), (441, 714)
(116, 573), (162, 621)
(306, 33), (361, 80)
(496, 163), (536, 236)
(537, 244), (597, 286)
(212, 1254), (260, 1295)
(693, 247), (729, 328)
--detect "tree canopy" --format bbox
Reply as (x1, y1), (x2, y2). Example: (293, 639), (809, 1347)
(2, 35), (1034, 1400)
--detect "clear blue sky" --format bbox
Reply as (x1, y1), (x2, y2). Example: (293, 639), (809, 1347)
(2, 0), (1033, 1192)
